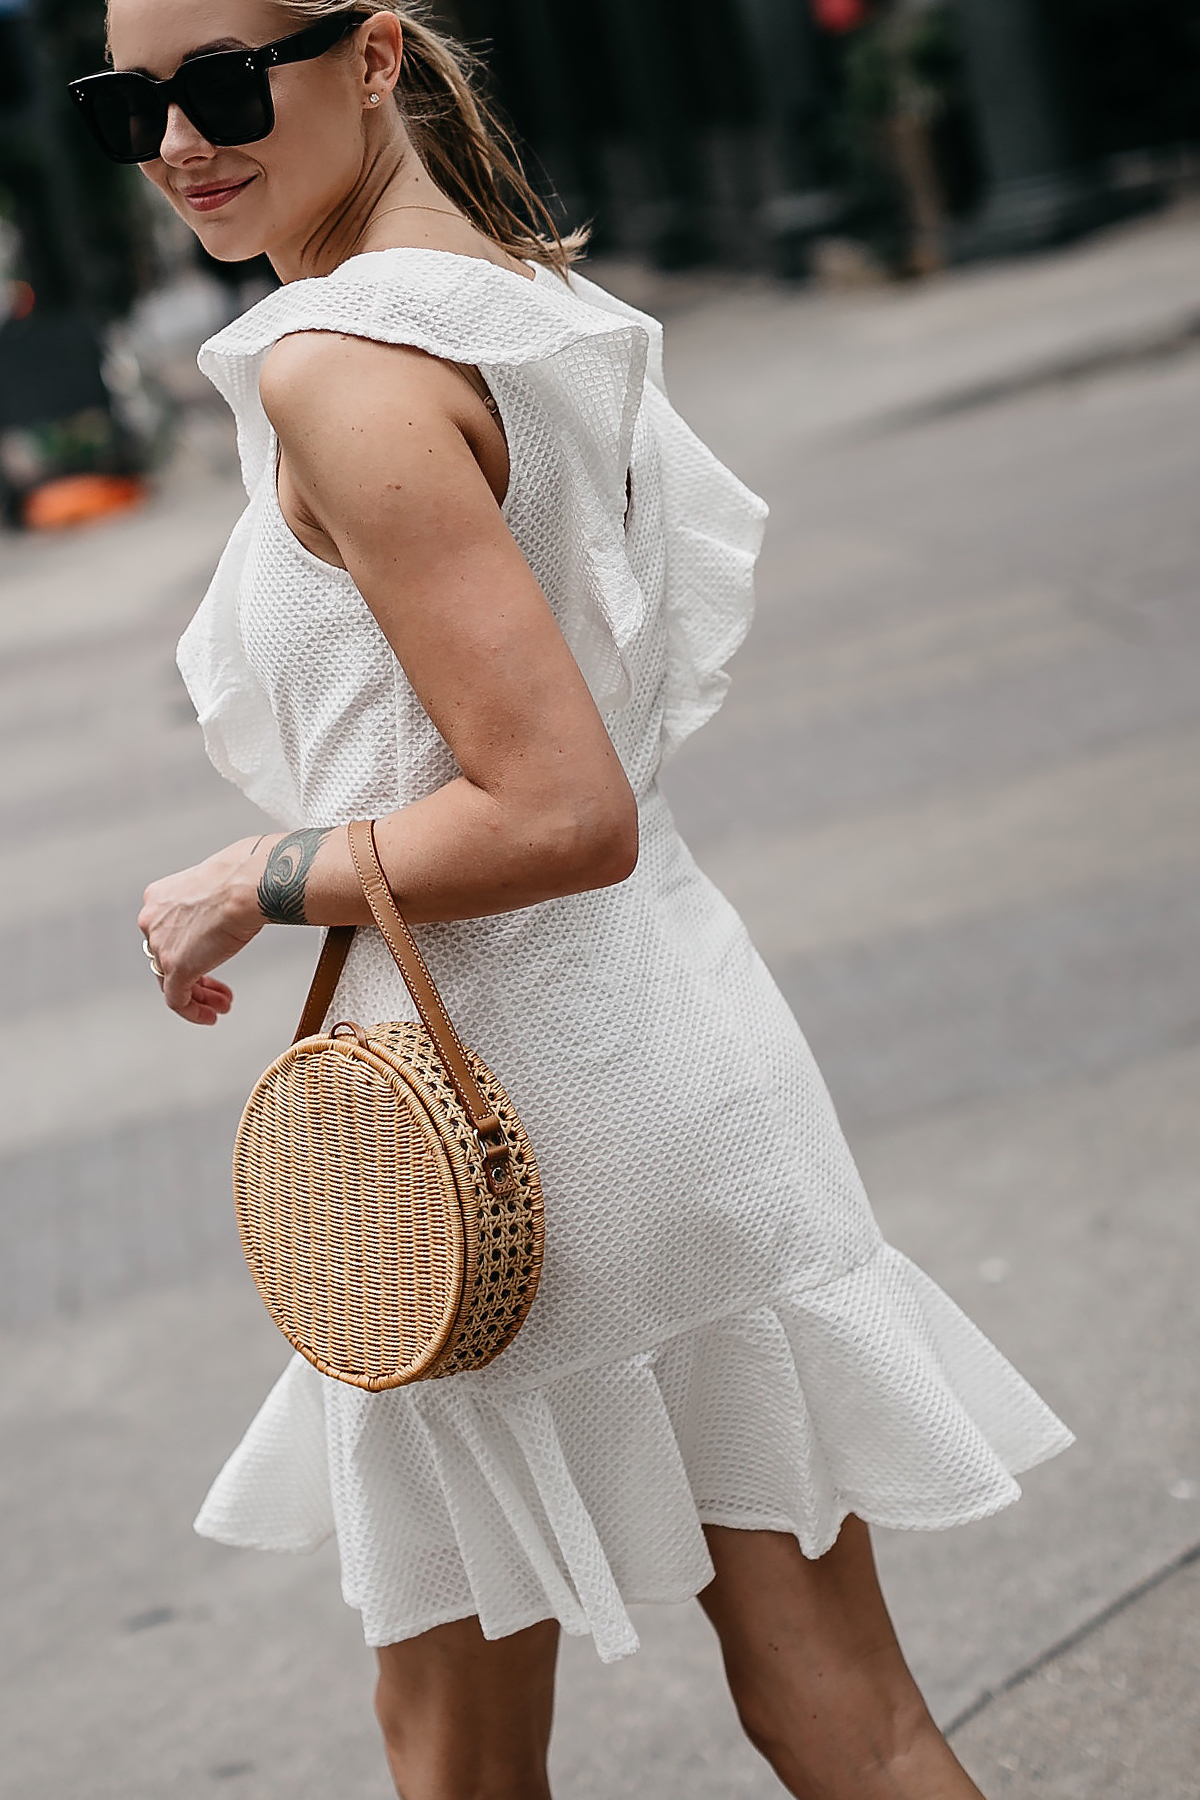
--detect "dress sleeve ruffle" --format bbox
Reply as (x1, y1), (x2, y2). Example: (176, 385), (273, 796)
(647, 382), (767, 758)
(176, 494), (306, 827)
(181, 252), (650, 798)
(563, 270), (768, 758)
(178, 251), (766, 818)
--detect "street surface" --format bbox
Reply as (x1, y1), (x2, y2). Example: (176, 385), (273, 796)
(2, 202), (1199, 1797)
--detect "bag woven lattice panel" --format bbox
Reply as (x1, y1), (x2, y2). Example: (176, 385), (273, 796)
(234, 1024), (543, 1389)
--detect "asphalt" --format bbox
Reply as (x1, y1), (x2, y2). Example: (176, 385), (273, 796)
(2, 199), (1199, 1797)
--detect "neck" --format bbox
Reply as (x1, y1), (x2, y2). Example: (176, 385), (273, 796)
(270, 125), (456, 284)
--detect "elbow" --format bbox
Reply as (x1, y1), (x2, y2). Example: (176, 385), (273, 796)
(542, 789), (639, 895)
(591, 792), (640, 887)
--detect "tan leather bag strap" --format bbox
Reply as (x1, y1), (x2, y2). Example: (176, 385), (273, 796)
(292, 924), (356, 1044)
(292, 820), (507, 1154)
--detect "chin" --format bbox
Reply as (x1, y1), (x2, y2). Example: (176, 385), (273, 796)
(196, 233), (270, 263)
(190, 216), (271, 264)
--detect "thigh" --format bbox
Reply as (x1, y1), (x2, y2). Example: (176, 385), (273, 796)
(375, 1615), (560, 1800)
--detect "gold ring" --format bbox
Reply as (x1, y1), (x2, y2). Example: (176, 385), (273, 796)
(141, 936), (165, 981)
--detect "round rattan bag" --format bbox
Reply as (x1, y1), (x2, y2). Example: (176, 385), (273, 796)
(232, 819), (544, 1391)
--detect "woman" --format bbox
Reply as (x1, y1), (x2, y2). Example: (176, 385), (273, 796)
(87, 2), (1071, 1793)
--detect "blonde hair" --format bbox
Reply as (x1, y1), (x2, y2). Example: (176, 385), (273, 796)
(283, 0), (585, 273)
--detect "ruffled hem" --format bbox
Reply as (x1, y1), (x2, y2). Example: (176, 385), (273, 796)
(195, 1244), (1071, 1663)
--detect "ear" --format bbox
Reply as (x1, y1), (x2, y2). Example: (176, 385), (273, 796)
(358, 11), (403, 107)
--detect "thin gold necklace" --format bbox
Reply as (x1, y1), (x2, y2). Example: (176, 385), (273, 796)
(367, 202), (462, 225)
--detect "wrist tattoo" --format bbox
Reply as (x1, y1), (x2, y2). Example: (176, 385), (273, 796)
(257, 827), (332, 925)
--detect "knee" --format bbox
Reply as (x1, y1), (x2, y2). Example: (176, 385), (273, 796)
(374, 1672), (409, 1770)
(725, 1675), (795, 1777)
(727, 1664), (934, 1794)
(374, 1676), (435, 1797)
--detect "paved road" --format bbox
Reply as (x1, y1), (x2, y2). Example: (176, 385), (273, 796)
(2, 206), (1198, 1797)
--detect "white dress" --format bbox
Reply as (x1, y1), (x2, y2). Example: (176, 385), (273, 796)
(180, 249), (1071, 1663)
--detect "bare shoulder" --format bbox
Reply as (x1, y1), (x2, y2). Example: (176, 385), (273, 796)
(259, 331), (454, 440)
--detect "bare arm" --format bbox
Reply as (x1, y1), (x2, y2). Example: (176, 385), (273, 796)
(139, 331), (638, 1023)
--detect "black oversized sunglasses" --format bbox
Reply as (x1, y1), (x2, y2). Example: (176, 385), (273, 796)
(68, 12), (371, 164)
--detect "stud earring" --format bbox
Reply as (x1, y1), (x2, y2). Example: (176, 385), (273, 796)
(369, 93), (381, 105)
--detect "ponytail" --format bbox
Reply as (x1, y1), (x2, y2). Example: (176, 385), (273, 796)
(283, 1), (585, 274)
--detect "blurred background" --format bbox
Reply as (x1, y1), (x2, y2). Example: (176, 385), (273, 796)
(2, 0), (1200, 519)
(2, 2), (1199, 1797)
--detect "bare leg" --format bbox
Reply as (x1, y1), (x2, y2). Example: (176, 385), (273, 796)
(374, 1615), (559, 1800)
(701, 1520), (985, 1800)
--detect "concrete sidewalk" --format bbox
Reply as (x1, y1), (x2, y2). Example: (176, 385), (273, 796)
(3, 202), (1199, 1797)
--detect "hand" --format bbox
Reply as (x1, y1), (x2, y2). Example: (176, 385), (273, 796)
(138, 835), (269, 1025)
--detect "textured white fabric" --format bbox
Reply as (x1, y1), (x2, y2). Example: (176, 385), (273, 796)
(182, 250), (1071, 1662)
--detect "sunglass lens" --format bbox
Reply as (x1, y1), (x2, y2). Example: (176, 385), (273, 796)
(181, 60), (271, 147)
(89, 76), (165, 162)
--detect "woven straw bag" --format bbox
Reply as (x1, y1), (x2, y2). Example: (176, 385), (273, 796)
(233, 818), (544, 1390)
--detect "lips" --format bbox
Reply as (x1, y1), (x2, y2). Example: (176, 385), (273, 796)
(178, 176), (255, 213)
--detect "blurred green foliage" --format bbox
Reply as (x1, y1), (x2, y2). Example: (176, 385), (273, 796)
(830, 3), (981, 271)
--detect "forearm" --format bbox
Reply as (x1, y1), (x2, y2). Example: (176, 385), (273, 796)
(247, 773), (637, 933)
(140, 767), (636, 1025)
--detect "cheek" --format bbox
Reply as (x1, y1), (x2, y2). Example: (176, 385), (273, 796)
(251, 111), (361, 241)
(139, 162), (194, 230)
(264, 76), (363, 210)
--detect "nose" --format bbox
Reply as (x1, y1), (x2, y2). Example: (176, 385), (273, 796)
(157, 101), (214, 165)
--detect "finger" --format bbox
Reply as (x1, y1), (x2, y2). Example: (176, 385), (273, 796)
(165, 982), (220, 1025)
(161, 970), (197, 1017)
(178, 1000), (220, 1026)
(194, 977), (235, 1004)
(176, 978), (233, 1024)
(192, 980), (233, 1015)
